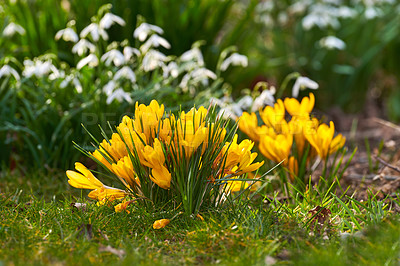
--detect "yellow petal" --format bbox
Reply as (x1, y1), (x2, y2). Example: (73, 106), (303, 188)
(153, 219), (170, 229)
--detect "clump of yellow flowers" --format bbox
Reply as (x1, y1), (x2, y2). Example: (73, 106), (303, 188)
(67, 100), (263, 215)
(239, 93), (346, 189)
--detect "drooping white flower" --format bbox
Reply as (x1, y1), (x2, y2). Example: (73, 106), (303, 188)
(336, 6), (357, 18)
(55, 28), (79, 42)
(365, 7), (382, 19)
(73, 77), (83, 93)
(140, 34), (171, 53)
(233, 96), (253, 116)
(288, 1), (312, 14)
(220, 53), (248, 71)
(99, 13), (126, 29)
(123, 46), (140, 61)
(180, 68), (217, 89)
(103, 80), (116, 96)
(23, 59), (53, 78)
(80, 23), (108, 41)
(3, 22), (25, 37)
(163, 62), (179, 78)
(302, 4), (340, 30)
(252, 88), (276, 112)
(60, 74), (73, 88)
(211, 95), (253, 120)
(101, 49), (125, 66)
(77, 54), (99, 69)
(180, 47), (204, 66)
(72, 39), (96, 56)
(48, 66), (65, 80)
(133, 22), (164, 42)
(106, 88), (133, 104)
(211, 96), (238, 120)
(319, 36), (346, 50)
(114, 66), (136, 83)
(0, 65), (20, 81)
(292, 76), (319, 98)
(142, 50), (168, 72)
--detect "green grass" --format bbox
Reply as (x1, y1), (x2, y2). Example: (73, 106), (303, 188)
(1, 170), (399, 265)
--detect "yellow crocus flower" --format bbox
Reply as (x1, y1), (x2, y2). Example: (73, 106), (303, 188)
(259, 133), (293, 164)
(180, 106), (208, 131)
(66, 162), (127, 202)
(140, 138), (171, 189)
(153, 218), (170, 229)
(114, 199), (133, 213)
(66, 162), (104, 189)
(288, 118), (316, 155)
(88, 187), (127, 202)
(259, 99), (285, 129)
(222, 135), (264, 175)
(284, 93), (315, 119)
(238, 112), (260, 142)
(112, 156), (138, 188)
(175, 120), (208, 158)
(134, 100), (164, 140)
(304, 121), (345, 159)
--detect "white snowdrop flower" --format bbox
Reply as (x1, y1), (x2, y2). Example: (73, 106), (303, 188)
(55, 28), (78, 42)
(77, 54), (99, 69)
(233, 95), (253, 116)
(179, 68), (216, 89)
(337, 6), (357, 18)
(181, 47), (204, 66)
(80, 23), (108, 42)
(114, 66), (136, 83)
(101, 49), (125, 66)
(73, 77), (82, 93)
(99, 13), (125, 29)
(0, 65), (20, 81)
(252, 89), (276, 112)
(72, 39), (96, 56)
(319, 36), (346, 50)
(220, 53), (248, 71)
(278, 12), (289, 25)
(3, 22), (25, 37)
(60, 74), (72, 88)
(142, 50), (168, 72)
(48, 66), (65, 80)
(211, 96), (238, 120)
(217, 106), (238, 120)
(133, 22), (164, 42)
(163, 61), (179, 78)
(288, 0), (312, 14)
(123, 46), (140, 61)
(192, 68), (217, 82)
(302, 13), (340, 30)
(140, 34), (171, 53)
(23, 59), (53, 78)
(292, 76), (319, 98)
(256, 1), (274, 12)
(103, 80), (116, 96)
(106, 88), (132, 104)
(256, 14), (274, 27)
(365, 7), (382, 19)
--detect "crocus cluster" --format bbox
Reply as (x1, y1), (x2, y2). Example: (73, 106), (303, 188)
(239, 93), (345, 182)
(67, 100), (263, 214)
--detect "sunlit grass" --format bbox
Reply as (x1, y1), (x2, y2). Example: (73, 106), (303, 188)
(1, 170), (399, 265)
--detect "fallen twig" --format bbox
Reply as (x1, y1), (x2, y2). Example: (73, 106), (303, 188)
(346, 174), (399, 181)
(375, 156), (400, 173)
